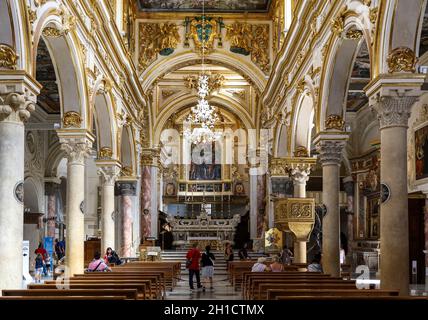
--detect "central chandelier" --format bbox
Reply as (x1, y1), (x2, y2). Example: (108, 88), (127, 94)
(183, 1), (221, 144)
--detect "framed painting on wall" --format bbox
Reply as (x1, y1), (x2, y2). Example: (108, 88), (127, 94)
(415, 124), (428, 180)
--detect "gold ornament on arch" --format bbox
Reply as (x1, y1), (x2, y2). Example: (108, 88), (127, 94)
(98, 147), (113, 159)
(387, 47), (417, 73)
(325, 114), (345, 131)
(62, 111), (82, 128)
(0, 44), (18, 69)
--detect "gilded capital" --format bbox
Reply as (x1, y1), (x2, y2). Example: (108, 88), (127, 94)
(141, 148), (160, 167)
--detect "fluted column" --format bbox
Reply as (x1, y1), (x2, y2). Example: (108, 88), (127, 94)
(58, 132), (93, 276)
(97, 165), (120, 253)
(365, 73), (424, 295)
(289, 165), (311, 264)
(0, 77), (39, 291)
(315, 134), (348, 277)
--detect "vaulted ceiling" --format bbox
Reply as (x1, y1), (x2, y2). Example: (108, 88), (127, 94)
(137, 0), (272, 12)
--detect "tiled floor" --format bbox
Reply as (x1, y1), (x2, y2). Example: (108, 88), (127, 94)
(166, 275), (242, 300)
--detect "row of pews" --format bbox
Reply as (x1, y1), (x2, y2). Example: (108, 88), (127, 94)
(0, 261), (181, 300)
(230, 261), (428, 300)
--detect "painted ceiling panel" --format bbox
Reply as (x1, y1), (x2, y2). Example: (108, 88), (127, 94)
(137, 0), (272, 12)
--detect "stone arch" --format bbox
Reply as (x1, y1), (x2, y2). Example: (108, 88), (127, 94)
(292, 93), (315, 155)
(376, 0), (427, 75)
(32, 5), (89, 128)
(23, 177), (42, 213)
(318, 21), (372, 131)
(274, 123), (289, 157)
(153, 94), (254, 145)
(90, 78), (117, 158)
(120, 125), (137, 176)
(0, 0), (31, 71)
(139, 52), (266, 94)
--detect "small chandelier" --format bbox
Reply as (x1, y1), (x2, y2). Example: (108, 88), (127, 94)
(183, 1), (221, 144)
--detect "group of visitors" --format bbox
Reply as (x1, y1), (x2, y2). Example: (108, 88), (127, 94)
(251, 255), (285, 272)
(87, 247), (122, 272)
(186, 243), (216, 291)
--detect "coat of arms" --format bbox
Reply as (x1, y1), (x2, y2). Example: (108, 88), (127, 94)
(186, 16), (221, 54)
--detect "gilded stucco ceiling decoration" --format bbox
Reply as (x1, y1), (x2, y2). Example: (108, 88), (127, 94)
(137, 0), (272, 12)
(226, 22), (270, 73)
(184, 73), (225, 94)
(35, 38), (60, 114)
(138, 22), (180, 69)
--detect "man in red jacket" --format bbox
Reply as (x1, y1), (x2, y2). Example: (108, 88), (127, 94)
(186, 243), (203, 291)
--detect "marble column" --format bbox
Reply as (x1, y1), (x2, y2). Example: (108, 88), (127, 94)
(315, 135), (347, 277)
(0, 80), (38, 291)
(343, 176), (354, 261)
(59, 133), (93, 277)
(97, 165), (120, 253)
(141, 149), (160, 241)
(116, 181), (137, 257)
(289, 165), (311, 264)
(371, 94), (418, 294)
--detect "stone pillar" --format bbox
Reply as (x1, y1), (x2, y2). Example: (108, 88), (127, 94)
(343, 176), (354, 261)
(289, 165), (311, 264)
(365, 74), (424, 294)
(0, 76), (39, 291)
(141, 148), (160, 241)
(97, 164), (120, 253)
(58, 132), (94, 277)
(366, 77), (423, 295)
(249, 167), (258, 239)
(45, 180), (61, 238)
(315, 134), (348, 277)
(116, 181), (137, 257)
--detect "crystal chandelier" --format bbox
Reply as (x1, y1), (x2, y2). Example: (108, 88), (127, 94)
(183, 1), (221, 144)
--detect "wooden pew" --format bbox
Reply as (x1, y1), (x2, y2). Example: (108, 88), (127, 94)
(275, 296), (428, 301)
(258, 283), (357, 300)
(2, 289), (138, 300)
(27, 283), (148, 300)
(266, 289), (398, 300)
(0, 296), (128, 300)
(43, 279), (155, 299)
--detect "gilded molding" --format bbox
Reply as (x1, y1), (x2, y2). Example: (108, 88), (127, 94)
(62, 111), (82, 128)
(98, 147), (113, 159)
(387, 47), (417, 73)
(0, 44), (18, 69)
(42, 27), (64, 38)
(121, 166), (133, 177)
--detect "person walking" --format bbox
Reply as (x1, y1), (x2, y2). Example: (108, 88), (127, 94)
(34, 253), (44, 283)
(201, 245), (215, 291)
(186, 243), (203, 291)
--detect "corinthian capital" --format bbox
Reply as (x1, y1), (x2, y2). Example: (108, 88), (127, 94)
(289, 165), (311, 185)
(314, 133), (348, 166)
(58, 131), (94, 165)
(97, 165), (121, 186)
(371, 94), (417, 129)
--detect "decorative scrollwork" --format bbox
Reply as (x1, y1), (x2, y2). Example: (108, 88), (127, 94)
(387, 47), (417, 73)
(0, 44), (18, 69)
(98, 147), (113, 159)
(62, 111), (82, 128)
(325, 114), (345, 131)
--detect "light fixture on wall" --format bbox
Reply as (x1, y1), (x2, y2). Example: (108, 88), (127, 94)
(183, 0), (221, 144)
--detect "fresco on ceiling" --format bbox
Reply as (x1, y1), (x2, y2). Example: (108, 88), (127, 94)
(138, 0), (271, 12)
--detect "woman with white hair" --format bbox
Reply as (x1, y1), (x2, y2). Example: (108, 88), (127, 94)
(251, 257), (270, 272)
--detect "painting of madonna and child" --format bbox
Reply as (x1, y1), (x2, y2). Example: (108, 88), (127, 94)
(189, 142), (222, 180)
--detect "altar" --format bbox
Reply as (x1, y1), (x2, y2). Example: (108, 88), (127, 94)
(168, 210), (241, 250)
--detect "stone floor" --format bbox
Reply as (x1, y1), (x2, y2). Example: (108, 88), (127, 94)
(166, 274), (242, 300)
